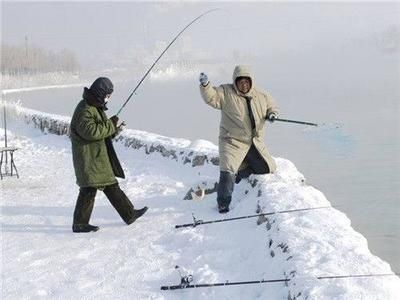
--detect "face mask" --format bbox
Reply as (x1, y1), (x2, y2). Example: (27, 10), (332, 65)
(104, 94), (111, 104)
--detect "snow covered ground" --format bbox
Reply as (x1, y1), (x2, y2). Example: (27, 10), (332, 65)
(1, 103), (399, 299)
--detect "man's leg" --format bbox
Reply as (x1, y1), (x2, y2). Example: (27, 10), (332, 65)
(235, 145), (270, 184)
(72, 187), (99, 232)
(236, 166), (254, 183)
(103, 183), (147, 225)
(246, 145), (270, 174)
(217, 171), (235, 213)
(235, 151), (253, 184)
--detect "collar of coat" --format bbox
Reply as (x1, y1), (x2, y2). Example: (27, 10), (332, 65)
(234, 85), (254, 98)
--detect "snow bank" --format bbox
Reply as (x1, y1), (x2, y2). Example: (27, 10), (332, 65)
(1, 103), (399, 299)
(2, 102), (220, 168)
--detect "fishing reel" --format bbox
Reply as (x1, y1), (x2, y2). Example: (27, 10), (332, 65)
(191, 213), (203, 228)
(175, 265), (193, 287)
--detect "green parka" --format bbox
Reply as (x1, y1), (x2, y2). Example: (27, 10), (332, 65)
(200, 65), (278, 174)
(70, 93), (124, 188)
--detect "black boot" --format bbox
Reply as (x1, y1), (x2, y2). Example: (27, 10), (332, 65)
(127, 206), (148, 225)
(72, 224), (99, 233)
(218, 204), (230, 214)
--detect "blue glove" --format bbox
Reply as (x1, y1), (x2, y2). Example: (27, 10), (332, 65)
(199, 72), (209, 86)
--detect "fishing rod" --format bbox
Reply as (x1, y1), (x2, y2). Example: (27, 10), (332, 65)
(116, 9), (220, 117)
(175, 206), (333, 229)
(161, 272), (399, 290)
(273, 117), (318, 127)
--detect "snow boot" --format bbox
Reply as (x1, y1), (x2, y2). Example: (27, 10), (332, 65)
(218, 205), (230, 214)
(72, 224), (99, 233)
(126, 206), (148, 225)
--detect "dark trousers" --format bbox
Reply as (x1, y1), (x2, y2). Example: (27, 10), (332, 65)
(73, 183), (135, 225)
(217, 171), (235, 208)
(236, 144), (270, 180)
(217, 144), (270, 208)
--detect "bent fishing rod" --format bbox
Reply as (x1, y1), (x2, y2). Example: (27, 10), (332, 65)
(175, 205), (333, 229)
(116, 9), (220, 117)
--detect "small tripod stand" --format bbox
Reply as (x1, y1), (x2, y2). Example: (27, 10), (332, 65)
(1, 104), (19, 179)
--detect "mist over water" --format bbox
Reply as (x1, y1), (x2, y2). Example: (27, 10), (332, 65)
(2, 2), (399, 271)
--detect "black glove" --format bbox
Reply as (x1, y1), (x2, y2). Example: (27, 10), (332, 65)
(110, 115), (119, 127)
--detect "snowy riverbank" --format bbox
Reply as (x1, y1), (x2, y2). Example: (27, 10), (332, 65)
(1, 103), (399, 299)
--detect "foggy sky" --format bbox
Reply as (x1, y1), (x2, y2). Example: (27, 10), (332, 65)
(2, 1), (399, 69)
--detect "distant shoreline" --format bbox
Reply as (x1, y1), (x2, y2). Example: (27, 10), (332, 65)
(1, 83), (85, 95)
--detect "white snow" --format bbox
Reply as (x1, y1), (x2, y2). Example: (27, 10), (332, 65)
(1, 103), (399, 299)
(188, 139), (218, 153)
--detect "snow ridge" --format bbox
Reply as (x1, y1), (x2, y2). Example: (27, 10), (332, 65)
(3, 102), (219, 168)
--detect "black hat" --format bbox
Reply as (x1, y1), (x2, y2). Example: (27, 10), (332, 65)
(89, 77), (114, 101)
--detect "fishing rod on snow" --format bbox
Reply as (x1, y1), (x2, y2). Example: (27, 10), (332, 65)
(161, 272), (400, 290)
(175, 206), (333, 229)
(115, 8), (220, 117)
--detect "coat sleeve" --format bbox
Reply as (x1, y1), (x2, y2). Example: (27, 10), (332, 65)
(264, 92), (279, 119)
(75, 109), (116, 141)
(199, 83), (225, 110)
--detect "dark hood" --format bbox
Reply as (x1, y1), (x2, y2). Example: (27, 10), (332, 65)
(83, 77), (114, 110)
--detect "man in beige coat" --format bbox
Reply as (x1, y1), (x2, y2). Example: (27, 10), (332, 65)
(199, 65), (279, 213)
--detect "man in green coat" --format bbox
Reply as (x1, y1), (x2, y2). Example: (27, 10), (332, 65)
(199, 65), (279, 213)
(70, 77), (148, 232)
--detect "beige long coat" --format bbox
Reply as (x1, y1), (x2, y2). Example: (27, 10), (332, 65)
(200, 65), (278, 174)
